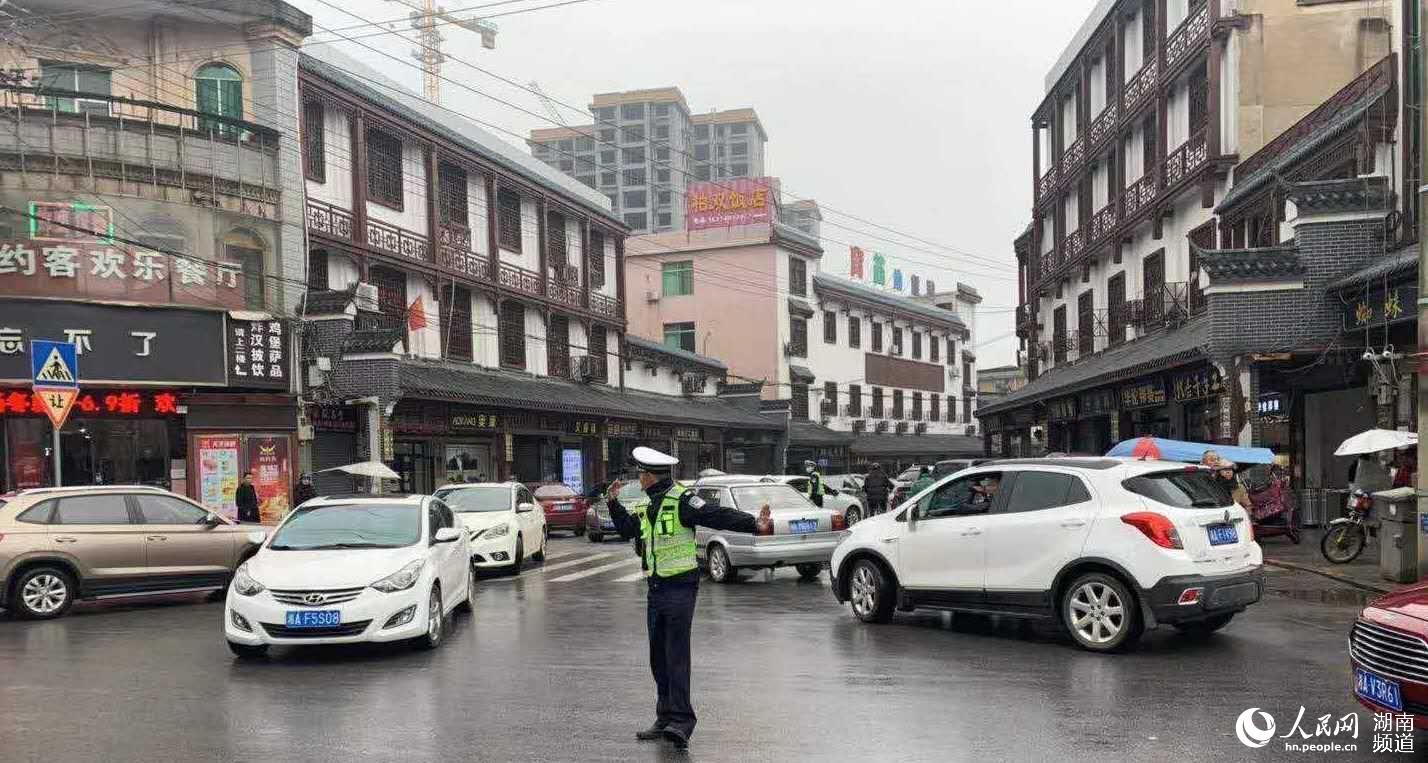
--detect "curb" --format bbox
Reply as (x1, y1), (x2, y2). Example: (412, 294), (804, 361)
(1265, 558), (1393, 595)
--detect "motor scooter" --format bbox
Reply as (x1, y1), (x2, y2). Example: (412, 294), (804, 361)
(1321, 488), (1374, 563)
(1247, 469), (1299, 544)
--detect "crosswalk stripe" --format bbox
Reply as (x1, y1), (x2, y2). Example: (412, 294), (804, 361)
(614, 570), (645, 582)
(533, 552), (613, 574)
(540, 550), (578, 562)
(549, 557), (639, 582)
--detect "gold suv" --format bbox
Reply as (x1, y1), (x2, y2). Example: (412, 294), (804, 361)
(0, 486), (259, 619)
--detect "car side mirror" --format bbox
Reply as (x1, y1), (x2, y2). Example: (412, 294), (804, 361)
(201, 514), (223, 529)
(434, 527), (461, 544)
(517, 502), (536, 514)
(246, 530), (267, 546)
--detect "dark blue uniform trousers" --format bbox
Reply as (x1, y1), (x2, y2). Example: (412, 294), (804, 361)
(647, 578), (698, 738)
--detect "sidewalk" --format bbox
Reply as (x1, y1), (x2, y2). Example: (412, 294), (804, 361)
(1259, 529), (1397, 595)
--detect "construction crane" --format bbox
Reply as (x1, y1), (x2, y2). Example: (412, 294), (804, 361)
(527, 80), (569, 128)
(385, 0), (498, 104)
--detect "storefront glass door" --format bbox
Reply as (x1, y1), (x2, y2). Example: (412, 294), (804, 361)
(444, 443), (494, 485)
(393, 440), (435, 495)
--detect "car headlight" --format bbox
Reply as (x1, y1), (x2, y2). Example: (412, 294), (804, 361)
(370, 559), (425, 593)
(233, 564), (265, 597)
(484, 523), (511, 539)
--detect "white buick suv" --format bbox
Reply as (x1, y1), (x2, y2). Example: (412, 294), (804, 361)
(224, 494), (474, 657)
(829, 457), (1264, 652)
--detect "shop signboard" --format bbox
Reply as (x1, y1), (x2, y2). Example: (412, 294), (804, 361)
(450, 411), (501, 431)
(196, 435), (241, 520)
(607, 421), (639, 439)
(227, 317), (289, 389)
(570, 419), (600, 436)
(561, 448), (584, 495)
(1171, 368), (1224, 401)
(1256, 392), (1287, 422)
(247, 436), (292, 523)
(1345, 283), (1418, 330)
(1047, 396), (1078, 422)
(643, 424), (671, 441)
(1079, 389), (1117, 417)
(674, 426), (700, 441)
(311, 405), (358, 432)
(0, 298), (225, 385)
(1119, 379), (1167, 409)
(685, 177), (773, 230)
(0, 388), (180, 417)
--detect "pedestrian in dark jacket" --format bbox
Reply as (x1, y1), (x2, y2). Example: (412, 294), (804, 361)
(235, 471), (260, 523)
(863, 463), (892, 516)
(293, 473), (318, 507)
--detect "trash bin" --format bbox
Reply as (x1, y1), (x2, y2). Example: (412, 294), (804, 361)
(1376, 487), (1419, 583)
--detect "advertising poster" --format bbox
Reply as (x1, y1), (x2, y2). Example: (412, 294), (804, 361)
(684, 177), (773, 230)
(196, 435), (241, 520)
(561, 448), (584, 495)
(247, 436), (292, 523)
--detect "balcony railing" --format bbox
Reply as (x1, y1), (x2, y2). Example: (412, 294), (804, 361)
(307, 198), (354, 241)
(437, 223), (491, 282)
(1061, 136), (1086, 175)
(498, 262), (543, 297)
(1065, 227), (1087, 262)
(1090, 202), (1118, 242)
(1037, 166), (1058, 201)
(367, 218), (431, 263)
(1123, 173), (1159, 218)
(589, 291), (621, 320)
(547, 276), (583, 308)
(1122, 59), (1159, 113)
(1164, 128), (1209, 188)
(1140, 281), (1207, 327)
(1165, 2), (1211, 71)
(1088, 102), (1119, 150)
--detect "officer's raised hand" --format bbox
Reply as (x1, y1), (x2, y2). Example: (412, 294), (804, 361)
(607, 479), (623, 502)
(756, 504), (773, 534)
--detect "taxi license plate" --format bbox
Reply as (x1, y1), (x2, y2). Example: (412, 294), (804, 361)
(1207, 524), (1238, 546)
(285, 610), (341, 628)
(790, 519), (817, 534)
(1355, 667), (1403, 711)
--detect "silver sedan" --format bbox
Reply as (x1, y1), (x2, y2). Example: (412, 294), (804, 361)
(687, 478), (848, 583)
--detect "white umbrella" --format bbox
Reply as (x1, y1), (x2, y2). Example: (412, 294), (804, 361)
(1334, 429), (1418, 457)
(321, 461), (400, 480)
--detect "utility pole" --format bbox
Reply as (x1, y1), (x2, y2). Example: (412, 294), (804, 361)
(386, 0), (498, 104)
(1418, 0), (1427, 580)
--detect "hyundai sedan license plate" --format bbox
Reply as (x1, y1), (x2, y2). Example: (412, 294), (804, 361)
(1206, 524), (1238, 546)
(285, 610), (341, 628)
(790, 519), (817, 534)
(1355, 667), (1402, 711)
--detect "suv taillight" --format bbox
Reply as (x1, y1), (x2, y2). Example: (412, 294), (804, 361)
(1121, 512), (1183, 549)
(831, 513), (847, 531)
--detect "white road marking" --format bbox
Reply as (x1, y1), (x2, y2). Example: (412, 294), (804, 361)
(549, 557), (639, 582)
(614, 570), (645, 582)
(539, 550), (579, 563)
(532, 552), (613, 574)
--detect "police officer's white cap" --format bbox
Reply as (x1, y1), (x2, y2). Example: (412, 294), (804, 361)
(632, 446), (679, 471)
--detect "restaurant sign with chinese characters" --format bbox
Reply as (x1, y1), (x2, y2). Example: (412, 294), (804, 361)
(1346, 283), (1419, 330)
(0, 298), (226, 385)
(1119, 379), (1168, 409)
(1171, 368), (1224, 402)
(227, 317), (288, 389)
(0, 388), (182, 417)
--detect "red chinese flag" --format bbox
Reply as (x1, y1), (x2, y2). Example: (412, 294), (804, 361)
(850, 246), (865, 279)
(407, 295), (428, 331)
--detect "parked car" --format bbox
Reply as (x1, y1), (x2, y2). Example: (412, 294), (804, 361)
(224, 493), (473, 657)
(687, 476), (848, 583)
(822, 474), (868, 521)
(830, 457), (1265, 652)
(890, 465), (926, 506)
(932, 459), (978, 479)
(531, 483), (591, 536)
(586, 480), (647, 542)
(0, 485), (259, 620)
(1348, 584), (1428, 725)
(766, 475), (865, 525)
(435, 483), (547, 572)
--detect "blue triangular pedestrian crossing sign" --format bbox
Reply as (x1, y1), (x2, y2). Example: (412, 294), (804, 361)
(30, 340), (78, 388)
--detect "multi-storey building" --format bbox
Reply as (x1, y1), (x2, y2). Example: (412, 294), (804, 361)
(981, 0), (1420, 476)
(0, 1), (311, 516)
(296, 48), (781, 492)
(625, 221), (981, 473)
(528, 87), (767, 234)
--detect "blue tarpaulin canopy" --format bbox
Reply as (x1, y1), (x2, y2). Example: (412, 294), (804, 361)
(1105, 437), (1276, 465)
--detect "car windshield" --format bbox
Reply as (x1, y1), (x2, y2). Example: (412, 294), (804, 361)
(731, 484), (812, 511)
(436, 486), (510, 513)
(896, 468), (921, 482)
(1122, 469), (1233, 509)
(268, 503), (421, 550)
(535, 484), (576, 500)
(618, 482), (646, 503)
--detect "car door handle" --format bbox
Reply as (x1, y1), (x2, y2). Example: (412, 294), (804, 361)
(1060, 520), (1087, 529)
(54, 536), (77, 543)
(880, 537), (898, 544)
(960, 528), (982, 537)
(147, 535), (167, 541)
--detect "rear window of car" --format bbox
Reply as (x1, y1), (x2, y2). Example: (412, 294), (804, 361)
(16, 500), (54, 524)
(731, 484), (810, 511)
(534, 484), (576, 500)
(1122, 469), (1232, 509)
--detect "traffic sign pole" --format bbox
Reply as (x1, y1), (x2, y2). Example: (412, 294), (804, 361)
(30, 340), (79, 488)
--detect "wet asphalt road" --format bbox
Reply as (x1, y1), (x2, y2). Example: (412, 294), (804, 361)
(0, 536), (1398, 762)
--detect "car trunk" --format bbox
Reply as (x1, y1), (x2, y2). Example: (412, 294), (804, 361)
(1125, 467), (1256, 574)
(753, 504), (840, 546)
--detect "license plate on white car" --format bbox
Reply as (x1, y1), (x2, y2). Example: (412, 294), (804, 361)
(285, 610), (341, 628)
(790, 519), (817, 534)
(1207, 524), (1238, 546)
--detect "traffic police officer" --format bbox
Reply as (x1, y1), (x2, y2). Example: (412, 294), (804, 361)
(605, 446), (771, 750)
(803, 459), (824, 507)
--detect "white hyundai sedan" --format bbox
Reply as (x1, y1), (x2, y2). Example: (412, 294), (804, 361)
(433, 482), (547, 573)
(224, 494), (474, 658)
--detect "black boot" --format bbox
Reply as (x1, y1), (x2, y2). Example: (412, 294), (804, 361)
(662, 727), (689, 751)
(635, 724), (665, 741)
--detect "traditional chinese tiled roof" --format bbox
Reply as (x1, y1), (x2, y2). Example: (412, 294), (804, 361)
(789, 365), (816, 383)
(787, 297), (815, 318)
(849, 432), (984, 458)
(976, 318), (1211, 417)
(1282, 176), (1392, 216)
(625, 334), (727, 373)
(813, 274), (967, 333)
(1196, 245), (1304, 283)
(398, 359), (782, 429)
(789, 420), (854, 446)
(341, 327), (404, 355)
(1328, 244), (1418, 293)
(300, 287), (356, 315)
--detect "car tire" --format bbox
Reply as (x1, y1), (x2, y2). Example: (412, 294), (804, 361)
(574, 525), (586, 537)
(844, 505), (862, 526)
(456, 566), (475, 614)
(410, 585), (445, 651)
(707, 543), (737, 584)
(532, 535), (546, 562)
(510, 535), (524, 575)
(588, 532), (603, 543)
(796, 563), (822, 582)
(1174, 612), (1234, 637)
(227, 640), (269, 659)
(1061, 572), (1143, 653)
(847, 558), (895, 624)
(10, 565), (76, 620)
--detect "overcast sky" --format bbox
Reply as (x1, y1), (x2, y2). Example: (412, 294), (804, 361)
(293, 0), (1099, 367)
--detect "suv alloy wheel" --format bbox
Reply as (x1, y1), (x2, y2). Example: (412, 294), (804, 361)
(1061, 572), (1143, 652)
(11, 566), (76, 619)
(848, 558), (895, 623)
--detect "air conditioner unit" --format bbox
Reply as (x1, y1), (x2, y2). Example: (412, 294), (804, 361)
(354, 282), (380, 312)
(947, 366), (960, 381)
(645, 290), (659, 303)
(915, 422), (928, 435)
(572, 355), (594, 383)
(874, 420), (890, 433)
(681, 373), (707, 394)
(966, 424), (978, 436)
(851, 419), (867, 433)
(895, 421), (909, 434)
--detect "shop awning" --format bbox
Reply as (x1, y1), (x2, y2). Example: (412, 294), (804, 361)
(977, 318), (1211, 417)
(789, 420), (854, 447)
(398, 359), (783, 430)
(849, 432), (984, 458)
